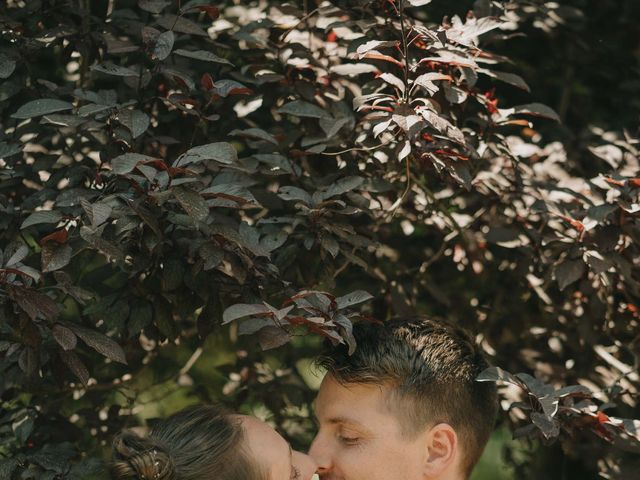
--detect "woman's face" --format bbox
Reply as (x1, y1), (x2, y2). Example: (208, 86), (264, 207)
(238, 415), (318, 480)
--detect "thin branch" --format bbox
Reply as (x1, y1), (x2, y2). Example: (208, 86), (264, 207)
(398, 1), (411, 102)
(321, 143), (387, 156)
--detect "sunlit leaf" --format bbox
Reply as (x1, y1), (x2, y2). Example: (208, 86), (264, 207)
(174, 49), (233, 65)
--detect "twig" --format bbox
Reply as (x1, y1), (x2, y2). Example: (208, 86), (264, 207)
(278, 8), (320, 43)
(398, 1), (411, 102)
(322, 143), (387, 156)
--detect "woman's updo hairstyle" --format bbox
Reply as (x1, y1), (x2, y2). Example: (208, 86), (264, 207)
(112, 432), (174, 479)
(111, 404), (266, 480)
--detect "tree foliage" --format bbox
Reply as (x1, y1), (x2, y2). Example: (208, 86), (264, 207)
(0, 0), (638, 478)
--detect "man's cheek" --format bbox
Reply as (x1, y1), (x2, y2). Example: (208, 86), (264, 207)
(336, 451), (374, 479)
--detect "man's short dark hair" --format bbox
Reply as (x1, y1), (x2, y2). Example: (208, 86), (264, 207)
(319, 316), (498, 478)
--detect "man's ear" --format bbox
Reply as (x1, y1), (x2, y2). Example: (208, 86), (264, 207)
(422, 423), (458, 479)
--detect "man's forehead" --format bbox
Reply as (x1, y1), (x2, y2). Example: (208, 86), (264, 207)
(313, 376), (391, 422)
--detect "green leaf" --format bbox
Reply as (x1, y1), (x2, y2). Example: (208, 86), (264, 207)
(81, 199), (113, 227)
(78, 103), (112, 117)
(260, 231), (288, 252)
(173, 186), (209, 221)
(139, 0), (171, 14)
(21, 210), (63, 229)
(0, 142), (22, 159)
(222, 303), (271, 324)
(479, 69), (530, 92)
(12, 412), (35, 444)
(154, 296), (178, 340)
(118, 109), (150, 138)
(238, 317), (277, 336)
(278, 186), (312, 205)
(60, 350), (90, 385)
(258, 326), (291, 350)
(213, 79), (251, 97)
(530, 412), (560, 439)
(198, 242), (224, 270)
(52, 324), (77, 351)
(0, 81), (21, 102)
(6, 244), (29, 266)
(507, 103), (561, 122)
(91, 62), (139, 77)
(0, 53), (16, 79)
(322, 176), (364, 199)
(253, 154), (301, 175)
(161, 257), (184, 291)
(111, 153), (150, 174)
(335, 290), (373, 310)
(230, 128), (279, 145)
(41, 243), (72, 272)
(153, 30), (175, 60)
(476, 366), (522, 386)
(0, 458), (20, 479)
(71, 326), (128, 364)
(174, 48), (233, 65)
(11, 99), (74, 119)
(555, 258), (586, 291)
(320, 235), (339, 258)
(128, 301), (153, 338)
(278, 100), (331, 119)
(157, 15), (209, 37)
(175, 142), (238, 166)
(202, 183), (258, 206)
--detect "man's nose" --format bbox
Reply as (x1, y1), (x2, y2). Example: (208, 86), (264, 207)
(309, 433), (331, 473)
(293, 451), (318, 480)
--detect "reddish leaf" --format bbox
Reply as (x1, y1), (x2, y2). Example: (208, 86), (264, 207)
(197, 5), (220, 20)
(7, 285), (59, 320)
(140, 159), (168, 171)
(558, 214), (585, 233)
(40, 229), (68, 245)
(362, 52), (405, 69)
(201, 73), (215, 90)
(603, 177), (625, 187)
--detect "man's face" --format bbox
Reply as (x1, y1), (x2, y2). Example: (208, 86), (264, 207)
(309, 375), (427, 480)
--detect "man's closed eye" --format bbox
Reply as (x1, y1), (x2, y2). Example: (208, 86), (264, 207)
(338, 434), (361, 446)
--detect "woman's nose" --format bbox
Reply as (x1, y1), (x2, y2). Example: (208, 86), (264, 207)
(293, 450), (318, 479)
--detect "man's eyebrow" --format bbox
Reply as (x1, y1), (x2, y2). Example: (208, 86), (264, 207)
(325, 416), (369, 430)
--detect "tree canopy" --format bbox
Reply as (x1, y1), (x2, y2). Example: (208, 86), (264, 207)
(1, 1), (639, 478)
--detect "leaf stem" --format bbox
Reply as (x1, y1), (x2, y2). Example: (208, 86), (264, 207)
(399, 1), (411, 102)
